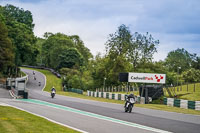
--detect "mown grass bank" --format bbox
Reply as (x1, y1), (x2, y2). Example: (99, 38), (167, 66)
(164, 83), (200, 101)
(22, 67), (200, 115)
(0, 106), (80, 133)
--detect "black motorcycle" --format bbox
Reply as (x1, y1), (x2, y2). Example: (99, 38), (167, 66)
(51, 90), (56, 98)
(124, 97), (135, 113)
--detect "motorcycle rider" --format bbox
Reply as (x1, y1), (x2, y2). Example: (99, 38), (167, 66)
(125, 93), (135, 107)
(51, 86), (56, 93)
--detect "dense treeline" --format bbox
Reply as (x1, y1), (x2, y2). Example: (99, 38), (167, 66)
(0, 4), (38, 77)
(0, 4), (199, 89)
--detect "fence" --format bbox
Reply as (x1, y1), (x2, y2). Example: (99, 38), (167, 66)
(87, 91), (128, 101)
(87, 90), (144, 103)
(164, 97), (200, 111)
(164, 83), (200, 93)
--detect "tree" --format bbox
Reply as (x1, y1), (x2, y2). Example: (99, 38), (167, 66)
(165, 48), (196, 73)
(133, 32), (159, 64)
(70, 35), (93, 65)
(0, 20), (14, 76)
(105, 24), (159, 71)
(3, 4), (34, 30)
(105, 24), (132, 86)
(35, 37), (46, 65)
(182, 68), (200, 82)
(57, 48), (83, 69)
(105, 24), (132, 57)
(2, 4), (38, 66)
(41, 33), (75, 67)
(192, 56), (200, 70)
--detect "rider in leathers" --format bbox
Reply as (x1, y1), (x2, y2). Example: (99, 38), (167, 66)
(125, 93), (135, 107)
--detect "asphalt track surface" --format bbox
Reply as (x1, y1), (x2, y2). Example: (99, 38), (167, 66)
(0, 68), (200, 133)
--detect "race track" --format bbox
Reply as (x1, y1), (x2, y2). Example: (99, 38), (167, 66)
(1, 68), (200, 133)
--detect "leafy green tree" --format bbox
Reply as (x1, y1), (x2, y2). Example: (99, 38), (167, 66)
(107, 55), (131, 86)
(165, 48), (196, 73)
(104, 24), (159, 87)
(0, 20), (14, 76)
(57, 48), (83, 69)
(35, 37), (45, 65)
(81, 70), (94, 90)
(182, 68), (200, 82)
(2, 4), (38, 66)
(105, 24), (158, 71)
(192, 56), (200, 70)
(105, 24), (132, 86)
(133, 32), (159, 64)
(90, 53), (108, 89)
(41, 33), (75, 67)
(70, 35), (92, 65)
(105, 24), (132, 57)
(3, 4), (34, 30)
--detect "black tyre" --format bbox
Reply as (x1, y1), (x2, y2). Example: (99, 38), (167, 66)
(51, 93), (55, 98)
(128, 105), (132, 113)
(125, 107), (128, 112)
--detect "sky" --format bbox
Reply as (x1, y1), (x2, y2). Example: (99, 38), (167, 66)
(1, 0), (200, 61)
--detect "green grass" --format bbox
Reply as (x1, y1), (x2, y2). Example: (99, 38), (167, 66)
(57, 91), (125, 104)
(20, 71), (26, 77)
(21, 67), (200, 115)
(0, 106), (80, 133)
(164, 83), (200, 101)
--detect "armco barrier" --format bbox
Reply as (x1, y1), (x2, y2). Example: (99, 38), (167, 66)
(196, 101), (200, 111)
(163, 98), (167, 105)
(164, 97), (200, 111)
(180, 100), (188, 109)
(87, 91), (128, 101)
(174, 99), (180, 107)
(167, 98), (174, 107)
(87, 91), (140, 103)
(188, 101), (195, 110)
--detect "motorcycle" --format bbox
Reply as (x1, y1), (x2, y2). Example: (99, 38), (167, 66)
(51, 90), (56, 98)
(124, 97), (135, 113)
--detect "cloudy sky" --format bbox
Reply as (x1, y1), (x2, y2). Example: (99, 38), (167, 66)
(1, 0), (200, 61)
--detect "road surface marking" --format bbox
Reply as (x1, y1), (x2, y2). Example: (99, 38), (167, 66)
(18, 99), (172, 133)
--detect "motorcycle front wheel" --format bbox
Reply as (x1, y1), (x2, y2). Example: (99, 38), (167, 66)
(128, 104), (133, 113)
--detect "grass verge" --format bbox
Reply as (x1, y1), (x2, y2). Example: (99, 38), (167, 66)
(164, 88), (200, 101)
(0, 106), (80, 133)
(22, 67), (200, 115)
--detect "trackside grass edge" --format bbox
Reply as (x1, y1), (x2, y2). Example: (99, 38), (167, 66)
(0, 106), (80, 133)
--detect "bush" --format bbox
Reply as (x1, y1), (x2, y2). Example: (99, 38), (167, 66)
(151, 96), (164, 104)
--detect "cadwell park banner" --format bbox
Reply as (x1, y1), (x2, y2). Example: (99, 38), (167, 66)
(128, 73), (166, 84)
